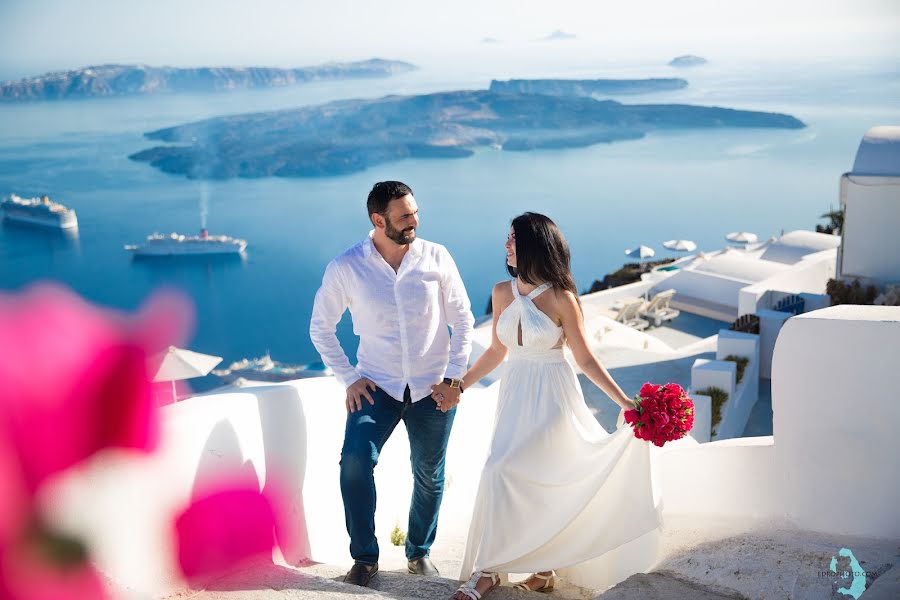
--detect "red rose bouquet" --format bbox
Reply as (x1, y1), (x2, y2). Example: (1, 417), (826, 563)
(623, 382), (694, 447)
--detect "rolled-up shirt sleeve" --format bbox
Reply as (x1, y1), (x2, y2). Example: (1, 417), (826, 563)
(309, 260), (360, 388)
(439, 248), (475, 380)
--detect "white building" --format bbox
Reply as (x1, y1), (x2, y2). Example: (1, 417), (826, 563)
(837, 125), (900, 288)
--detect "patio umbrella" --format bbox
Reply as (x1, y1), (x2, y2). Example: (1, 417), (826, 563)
(625, 245), (656, 278)
(725, 231), (758, 244)
(625, 245), (655, 260)
(663, 239), (697, 252)
(149, 346), (223, 401)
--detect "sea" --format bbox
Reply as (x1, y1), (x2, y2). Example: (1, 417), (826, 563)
(1, 55), (898, 392)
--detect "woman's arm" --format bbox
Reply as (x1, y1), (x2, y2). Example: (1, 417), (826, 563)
(557, 290), (636, 411)
(461, 283), (510, 389)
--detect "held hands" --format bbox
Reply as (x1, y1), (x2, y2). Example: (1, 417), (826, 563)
(346, 377), (376, 413)
(431, 381), (461, 412)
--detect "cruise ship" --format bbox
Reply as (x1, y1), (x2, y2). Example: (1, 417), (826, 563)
(125, 229), (247, 256)
(1, 194), (78, 229)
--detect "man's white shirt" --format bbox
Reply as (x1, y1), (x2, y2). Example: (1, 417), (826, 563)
(309, 231), (474, 403)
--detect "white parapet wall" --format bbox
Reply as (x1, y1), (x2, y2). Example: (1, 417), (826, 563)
(691, 357), (736, 438)
(714, 329), (760, 440)
(687, 393), (711, 443)
(757, 308), (792, 379)
(660, 305), (900, 540)
(43, 382), (312, 597)
(772, 305), (900, 538)
(45, 377), (503, 597)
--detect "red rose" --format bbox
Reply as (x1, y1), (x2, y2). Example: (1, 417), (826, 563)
(639, 383), (659, 399)
(624, 409), (639, 425)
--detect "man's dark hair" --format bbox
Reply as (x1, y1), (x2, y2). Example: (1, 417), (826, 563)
(367, 181), (413, 218)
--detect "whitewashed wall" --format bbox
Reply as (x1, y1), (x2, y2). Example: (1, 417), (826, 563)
(772, 305), (900, 538)
(664, 268), (749, 311)
(757, 308), (792, 379)
(839, 175), (900, 287)
(661, 306), (900, 540)
(714, 330), (760, 440)
(737, 249), (836, 316)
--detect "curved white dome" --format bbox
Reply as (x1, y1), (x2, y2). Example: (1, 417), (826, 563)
(852, 126), (900, 176)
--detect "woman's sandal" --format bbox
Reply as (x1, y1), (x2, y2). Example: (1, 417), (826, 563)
(453, 571), (500, 599)
(512, 571), (555, 593)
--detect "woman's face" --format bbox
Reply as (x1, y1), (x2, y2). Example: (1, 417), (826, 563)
(505, 226), (517, 269)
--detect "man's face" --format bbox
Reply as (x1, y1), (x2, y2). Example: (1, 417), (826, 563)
(381, 194), (419, 245)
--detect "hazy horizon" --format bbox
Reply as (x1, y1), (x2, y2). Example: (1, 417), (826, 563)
(1, 0), (898, 81)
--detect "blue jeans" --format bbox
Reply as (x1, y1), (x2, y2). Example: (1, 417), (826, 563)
(340, 384), (456, 564)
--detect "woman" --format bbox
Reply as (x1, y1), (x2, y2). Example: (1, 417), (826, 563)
(447, 213), (661, 600)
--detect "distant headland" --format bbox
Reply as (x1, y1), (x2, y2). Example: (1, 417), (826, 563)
(0, 59), (417, 102)
(129, 90), (806, 180)
(669, 55), (708, 68)
(489, 78), (688, 97)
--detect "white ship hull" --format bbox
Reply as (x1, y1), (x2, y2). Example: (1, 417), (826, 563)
(130, 242), (247, 256)
(2, 201), (78, 230)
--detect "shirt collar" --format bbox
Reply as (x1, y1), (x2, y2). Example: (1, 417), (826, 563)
(363, 230), (422, 259)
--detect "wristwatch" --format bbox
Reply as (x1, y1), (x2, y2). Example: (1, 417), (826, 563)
(443, 377), (465, 391)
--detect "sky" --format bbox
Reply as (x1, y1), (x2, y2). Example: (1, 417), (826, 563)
(0, 0), (898, 79)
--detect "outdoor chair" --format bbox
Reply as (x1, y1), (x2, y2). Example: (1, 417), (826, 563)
(641, 289), (680, 327)
(615, 299), (650, 331)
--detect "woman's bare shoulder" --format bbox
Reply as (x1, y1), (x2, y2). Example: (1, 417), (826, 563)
(492, 280), (513, 297)
(550, 287), (579, 307)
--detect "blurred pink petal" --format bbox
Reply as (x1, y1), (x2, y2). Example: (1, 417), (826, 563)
(0, 434), (29, 547)
(0, 543), (108, 600)
(174, 486), (276, 583)
(130, 289), (195, 354)
(0, 284), (188, 491)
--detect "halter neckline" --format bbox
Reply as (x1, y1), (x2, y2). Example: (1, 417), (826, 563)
(512, 279), (552, 300)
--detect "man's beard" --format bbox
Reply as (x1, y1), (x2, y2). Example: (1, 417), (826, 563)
(385, 220), (416, 245)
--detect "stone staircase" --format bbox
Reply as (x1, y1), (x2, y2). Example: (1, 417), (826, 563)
(153, 561), (748, 600)
(158, 561), (567, 600)
(140, 522), (897, 600)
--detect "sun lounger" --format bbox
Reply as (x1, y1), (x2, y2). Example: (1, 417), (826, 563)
(641, 289), (680, 327)
(615, 299), (650, 330)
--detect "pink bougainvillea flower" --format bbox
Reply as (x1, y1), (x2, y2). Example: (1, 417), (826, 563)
(0, 284), (191, 599)
(174, 485), (277, 584)
(0, 433), (28, 549)
(0, 539), (108, 600)
(0, 284), (192, 492)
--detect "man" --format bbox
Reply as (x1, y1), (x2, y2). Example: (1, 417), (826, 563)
(309, 181), (474, 587)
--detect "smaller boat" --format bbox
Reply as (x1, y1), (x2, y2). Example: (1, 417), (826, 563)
(2, 194), (78, 229)
(125, 228), (247, 256)
(212, 353), (333, 383)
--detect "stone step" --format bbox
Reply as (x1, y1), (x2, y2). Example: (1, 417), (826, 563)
(594, 571), (748, 600)
(160, 561), (564, 600)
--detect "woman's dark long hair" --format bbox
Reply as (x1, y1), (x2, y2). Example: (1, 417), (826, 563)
(507, 212), (581, 307)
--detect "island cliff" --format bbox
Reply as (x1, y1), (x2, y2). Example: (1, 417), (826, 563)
(130, 90), (806, 179)
(0, 59), (417, 101)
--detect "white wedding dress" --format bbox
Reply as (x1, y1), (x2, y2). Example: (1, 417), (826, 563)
(459, 280), (662, 579)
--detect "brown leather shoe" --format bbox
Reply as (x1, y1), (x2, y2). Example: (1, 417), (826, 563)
(344, 561), (378, 586)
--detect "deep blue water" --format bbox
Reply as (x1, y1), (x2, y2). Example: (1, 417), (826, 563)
(1, 58), (897, 392)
